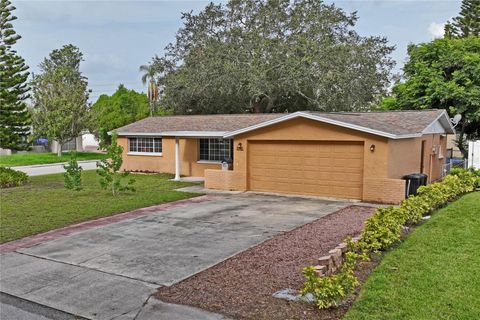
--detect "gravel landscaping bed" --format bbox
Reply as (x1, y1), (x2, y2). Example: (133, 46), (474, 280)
(156, 205), (375, 320)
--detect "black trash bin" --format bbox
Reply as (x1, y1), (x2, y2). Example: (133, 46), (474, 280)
(418, 173), (428, 187)
(403, 173), (428, 197)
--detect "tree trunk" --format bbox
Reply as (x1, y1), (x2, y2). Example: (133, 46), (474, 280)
(57, 142), (63, 157)
(252, 101), (261, 113)
(456, 122), (469, 159)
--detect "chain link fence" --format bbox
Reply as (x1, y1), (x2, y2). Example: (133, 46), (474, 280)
(442, 159), (467, 178)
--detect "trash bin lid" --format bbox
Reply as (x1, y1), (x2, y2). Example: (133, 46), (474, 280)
(403, 173), (423, 179)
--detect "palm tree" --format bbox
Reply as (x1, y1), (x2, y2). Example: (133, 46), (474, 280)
(139, 64), (159, 116)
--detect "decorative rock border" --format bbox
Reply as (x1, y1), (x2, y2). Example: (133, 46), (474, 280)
(313, 236), (361, 276)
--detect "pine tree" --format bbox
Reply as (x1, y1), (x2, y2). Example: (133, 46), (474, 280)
(0, 0), (30, 150)
(445, 0), (480, 38)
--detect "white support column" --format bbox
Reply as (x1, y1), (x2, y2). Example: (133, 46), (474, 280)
(174, 136), (181, 181)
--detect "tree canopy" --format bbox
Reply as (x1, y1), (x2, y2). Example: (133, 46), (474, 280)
(0, 0), (30, 150)
(148, 0), (395, 114)
(91, 84), (150, 136)
(382, 37), (480, 156)
(31, 44), (91, 156)
(445, 0), (480, 38)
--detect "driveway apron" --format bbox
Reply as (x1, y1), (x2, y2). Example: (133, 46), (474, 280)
(0, 193), (350, 319)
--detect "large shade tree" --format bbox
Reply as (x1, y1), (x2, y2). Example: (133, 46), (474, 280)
(382, 37), (480, 157)
(0, 0), (30, 150)
(31, 45), (91, 156)
(147, 0), (395, 114)
(91, 84), (150, 142)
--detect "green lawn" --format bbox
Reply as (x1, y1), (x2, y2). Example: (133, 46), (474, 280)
(0, 151), (107, 167)
(0, 171), (200, 243)
(344, 192), (480, 320)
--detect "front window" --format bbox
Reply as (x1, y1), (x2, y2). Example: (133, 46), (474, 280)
(128, 137), (162, 153)
(199, 138), (233, 162)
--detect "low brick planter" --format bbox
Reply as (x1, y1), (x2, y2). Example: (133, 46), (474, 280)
(313, 236), (361, 277)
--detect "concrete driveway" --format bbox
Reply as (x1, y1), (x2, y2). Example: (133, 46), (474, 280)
(0, 193), (351, 319)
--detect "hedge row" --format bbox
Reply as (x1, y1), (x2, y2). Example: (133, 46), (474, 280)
(0, 167), (28, 188)
(302, 168), (480, 309)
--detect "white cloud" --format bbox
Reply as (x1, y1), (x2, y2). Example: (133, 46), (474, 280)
(428, 22), (445, 39)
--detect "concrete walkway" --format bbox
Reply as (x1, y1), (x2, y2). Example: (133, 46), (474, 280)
(11, 160), (99, 176)
(0, 193), (350, 319)
(0, 293), (87, 320)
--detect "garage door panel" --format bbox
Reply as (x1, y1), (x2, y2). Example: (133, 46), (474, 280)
(248, 141), (364, 199)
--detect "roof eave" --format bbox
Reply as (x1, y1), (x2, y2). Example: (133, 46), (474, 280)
(115, 131), (226, 138)
(421, 110), (456, 135)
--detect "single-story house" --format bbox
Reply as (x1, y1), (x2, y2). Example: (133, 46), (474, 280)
(114, 109), (454, 204)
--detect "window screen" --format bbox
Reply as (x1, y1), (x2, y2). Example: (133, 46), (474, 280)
(199, 138), (233, 161)
(128, 137), (162, 153)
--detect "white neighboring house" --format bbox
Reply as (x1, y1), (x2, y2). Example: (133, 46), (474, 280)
(1, 130), (100, 155)
(468, 140), (480, 169)
(49, 133), (99, 153)
(82, 133), (100, 151)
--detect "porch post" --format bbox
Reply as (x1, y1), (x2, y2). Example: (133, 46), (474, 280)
(174, 136), (180, 181)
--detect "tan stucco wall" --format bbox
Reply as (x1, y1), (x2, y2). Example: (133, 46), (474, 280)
(118, 117), (449, 204)
(363, 178), (406, 204)
(204, 169), (246, 190)
(118, 137), (221, 177)
(234, 117), (388, 187)
(205, 117), (406, 203)
(387, 134), (447, 183)
(429, 134), (447, 182)
(206, 118), (448, 203)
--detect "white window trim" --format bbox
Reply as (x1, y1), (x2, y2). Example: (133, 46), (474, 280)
(128, 137), (162, 154)
(196, 160), (222, 164)
(127, 152), (163, 157)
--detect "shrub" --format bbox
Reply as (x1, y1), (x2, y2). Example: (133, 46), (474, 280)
(359, 207), (403, 254)
(96, 133), (135, 196)
(302, 249), (360, 309)
(0, 167), (28, 188)
(450, 167), (480, 188)
(302, 169), (478, 309)
(63, 152), (82, 191)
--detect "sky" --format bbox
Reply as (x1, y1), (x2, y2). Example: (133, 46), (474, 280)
(12, 0), (461, 102)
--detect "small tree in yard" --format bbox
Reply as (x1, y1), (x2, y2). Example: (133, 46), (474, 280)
(96, 134), (135, 196)
(63, 152), (82, 191)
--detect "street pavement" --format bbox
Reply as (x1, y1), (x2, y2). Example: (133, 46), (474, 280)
(10, 160), (98, 176)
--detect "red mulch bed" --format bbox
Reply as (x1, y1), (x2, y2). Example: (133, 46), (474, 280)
(155, 205), (377, 320)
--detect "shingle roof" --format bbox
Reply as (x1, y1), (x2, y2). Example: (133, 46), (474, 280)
(114, 109), (453, 139)
(115, 113), (285, 134)
(306, 109), (446, 136)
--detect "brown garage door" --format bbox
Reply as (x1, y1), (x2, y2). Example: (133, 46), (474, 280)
(248, 141), (364, 199)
